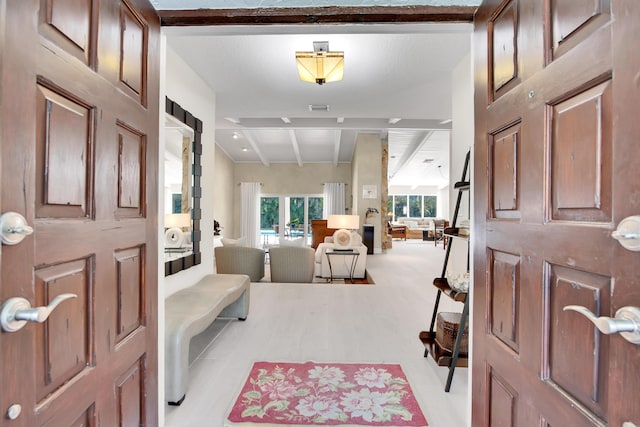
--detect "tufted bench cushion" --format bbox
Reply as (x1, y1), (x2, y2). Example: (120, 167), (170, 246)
(165, 274), (250, 405)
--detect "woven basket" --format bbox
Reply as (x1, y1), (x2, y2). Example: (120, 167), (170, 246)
(435, 312), (469, 354)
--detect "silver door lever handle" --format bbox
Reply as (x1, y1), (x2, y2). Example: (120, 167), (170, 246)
(0, 211), (34, 245)
(612, 231), (640, 240)
(563, 305), (640, 345)
(1, 294), (77, 332)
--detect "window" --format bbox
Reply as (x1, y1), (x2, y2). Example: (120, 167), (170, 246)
(394, 195), (407, 218)
(309, 197), (323, 221)
(260, 195), (323, 245)
(260, 197), (279, 230)
(409, 195), (421, 217)
(423, 196), (437, 217)
(388, 194), (438, 219)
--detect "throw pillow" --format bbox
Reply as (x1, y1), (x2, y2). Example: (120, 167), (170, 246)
(279, 237), (306, 247)
(221, 237), (247, 247)
(404, 220), (419, 229)
(350, 232), (363, 247)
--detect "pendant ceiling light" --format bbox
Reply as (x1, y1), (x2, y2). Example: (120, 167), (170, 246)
(296, 41), (344, 85)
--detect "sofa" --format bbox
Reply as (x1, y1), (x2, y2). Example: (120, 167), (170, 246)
(314, 235), (367, 279)
(394, 218), (449, 239)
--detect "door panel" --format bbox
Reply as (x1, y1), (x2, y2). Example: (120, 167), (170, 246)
(34, 259), (92, 403)
(489, 250), (520, 352)
(491, 124), (520, 217)
(549, 79), (612, 222)
(40, 0), (96, 66)
(489, 0), (519, 99)
(548, 0), (610, 61)
(36, 82), (94, 219)
(545, 265), (611, 418)
(0, 0), (159, 425)
(474, 0), (640, 426)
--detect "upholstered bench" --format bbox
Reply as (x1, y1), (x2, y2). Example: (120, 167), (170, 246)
(165, 274), (250, 405)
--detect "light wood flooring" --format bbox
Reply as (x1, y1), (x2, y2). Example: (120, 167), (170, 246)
(165, 239), (469, 427)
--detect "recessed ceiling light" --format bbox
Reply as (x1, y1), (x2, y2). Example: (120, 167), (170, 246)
(337, 117), (344, 124)
(232, 133), (239, 139)
(439, 119), (452, 124)
(388, 118), (401, 125)
(241, 147), (248, 152)
(225, 117), (241, 124)
(281, 117), (291, 124)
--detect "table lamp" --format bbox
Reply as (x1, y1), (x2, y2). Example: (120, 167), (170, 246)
(164, 213), (191, 248)
(327, 214), (360, 249)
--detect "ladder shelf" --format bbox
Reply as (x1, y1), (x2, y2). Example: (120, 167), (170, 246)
(418, 150), (470, 392)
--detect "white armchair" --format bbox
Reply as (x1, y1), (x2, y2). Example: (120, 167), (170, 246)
(314, 236), (367, 279)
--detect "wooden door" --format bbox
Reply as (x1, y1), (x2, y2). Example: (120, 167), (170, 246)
(0, 0), (159, 425)
(472, 0), (640, 426)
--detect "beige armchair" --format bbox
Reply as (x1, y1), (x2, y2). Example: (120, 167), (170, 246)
(214, 246), (265, 282)
(269, 246), (315, 283)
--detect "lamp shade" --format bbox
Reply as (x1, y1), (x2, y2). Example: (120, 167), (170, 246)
(296, 51), (344, 85)
(327, 214), (359, 230)
(164, 213), (190, 229)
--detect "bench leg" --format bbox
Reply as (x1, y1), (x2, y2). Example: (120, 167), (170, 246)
(168, 394), (186, 406)
(219, 288), (250, 319)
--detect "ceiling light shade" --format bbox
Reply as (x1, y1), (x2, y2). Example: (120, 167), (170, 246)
(296, 43), (344, 85)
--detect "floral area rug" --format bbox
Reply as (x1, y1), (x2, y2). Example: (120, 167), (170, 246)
(226, 361), (428, 426)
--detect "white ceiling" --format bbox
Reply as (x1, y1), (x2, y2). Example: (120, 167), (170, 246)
(159, 3), (474, 188)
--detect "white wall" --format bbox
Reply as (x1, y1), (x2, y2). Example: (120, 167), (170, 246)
(438, 185), (450, 220)
(450, 47), (474, 427)
(447, 51), (473, 276)
(450, 51), (474, 222)
(163, 42), (217, 296)
(352, 133), (383, 253)
(213, 145), (235, 237)
(158, 35), (217, 421)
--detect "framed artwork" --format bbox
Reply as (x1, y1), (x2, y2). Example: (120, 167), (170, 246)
(172, 193), (182, 213)
(362, 185), (377, 199)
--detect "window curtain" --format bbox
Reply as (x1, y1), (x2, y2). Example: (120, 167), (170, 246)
(240, 182), (261, 248)
(323, 182), (345, 217)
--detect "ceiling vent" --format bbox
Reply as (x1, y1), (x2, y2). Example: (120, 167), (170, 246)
(309, 104), (330, 112)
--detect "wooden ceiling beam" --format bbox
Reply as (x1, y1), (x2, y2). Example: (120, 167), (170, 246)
(159, 6), (476, 26)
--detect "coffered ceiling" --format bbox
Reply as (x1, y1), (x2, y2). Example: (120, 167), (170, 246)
(156, 2), (476, 187)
